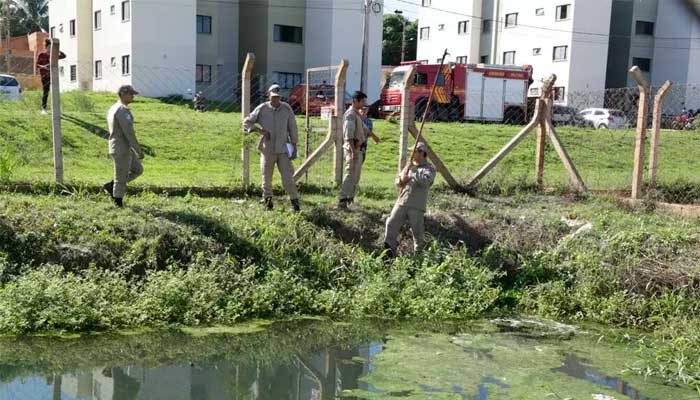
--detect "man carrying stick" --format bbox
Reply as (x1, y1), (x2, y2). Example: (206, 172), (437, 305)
(338, 91), (371, 209)
(383, 142), (436, 257)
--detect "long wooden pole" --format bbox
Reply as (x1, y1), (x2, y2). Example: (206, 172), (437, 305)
(648, 80), (673, 192)
(241, 53), (255, 188)
(629, 66), (650, 200)
(50, 38), (63, 184)
(407, 48), (449, 163)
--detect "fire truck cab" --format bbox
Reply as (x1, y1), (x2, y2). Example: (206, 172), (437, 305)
(381, 61), (533, 123)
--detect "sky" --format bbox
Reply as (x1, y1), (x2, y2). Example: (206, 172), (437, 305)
(383, 0), (422, 21)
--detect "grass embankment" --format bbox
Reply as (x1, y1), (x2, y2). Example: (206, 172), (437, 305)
(1, 91), (700, 391)
(2, 91), (700, 202)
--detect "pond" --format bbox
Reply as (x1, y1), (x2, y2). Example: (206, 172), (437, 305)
(0, 318), (696, 400)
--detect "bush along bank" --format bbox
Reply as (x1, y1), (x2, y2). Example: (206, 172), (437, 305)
(0, 191), (699, 392)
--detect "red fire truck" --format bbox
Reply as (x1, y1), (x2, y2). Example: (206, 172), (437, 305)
(380, 61), (533, 123)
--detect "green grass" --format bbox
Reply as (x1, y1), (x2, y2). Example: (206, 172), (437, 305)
(3, 91), (700, 201)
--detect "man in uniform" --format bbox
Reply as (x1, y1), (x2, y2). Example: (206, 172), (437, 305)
(383, 142), (436, 257)
(243, 84), (301, 212)
(338, 91), (370, 209)
(36, 38), (66, 114)
(103, 85), (144, 208)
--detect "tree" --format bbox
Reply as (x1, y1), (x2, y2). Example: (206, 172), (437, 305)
(382, 14), (417, 66)
(0, 0), (48, 37)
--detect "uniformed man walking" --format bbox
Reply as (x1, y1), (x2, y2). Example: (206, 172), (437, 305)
(338, 91), (371, 209)
(243, 84), (301, 212)
(383, 143), (436, 257)
(103, 85), (144, 208)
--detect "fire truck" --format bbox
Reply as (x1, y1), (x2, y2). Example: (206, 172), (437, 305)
(380, 61), (533, 123)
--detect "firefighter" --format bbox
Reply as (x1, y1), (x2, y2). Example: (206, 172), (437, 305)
(383, 142), (436, 257)
(338, 91), (370, 208)
(103, 85), (144, 208)
(243, 84), (301, 212)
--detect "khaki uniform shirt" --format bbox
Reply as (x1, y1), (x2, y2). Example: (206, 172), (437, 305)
(108, 101), (142, 156)
(244, 101), (298, 155)
(397, 160), (436, 212)
(343, 107), (369, 150)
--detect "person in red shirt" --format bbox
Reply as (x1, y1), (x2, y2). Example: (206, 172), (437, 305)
(36, 38), (66, 114)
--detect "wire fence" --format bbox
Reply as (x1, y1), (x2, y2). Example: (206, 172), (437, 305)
(2, 59), (700, 199)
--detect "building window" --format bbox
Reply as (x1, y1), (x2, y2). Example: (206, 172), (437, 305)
(636, 21), (654, 36)
(272, 72), (302, 89)
(633, 57), (652, 72)
(553, 45), (568, 61)
(69, 20), (76, 37)
(59, 23), (63, 33)
(556, 4), (570, 21)
(110, 57), (116, 67)
(422, 0), (431, 6)
(122, 1), (131, 21)
(480, 55), (489, 64)
(110, 5), (116, 15)
(70, 65), (77, 82)
(503, 51), (515, 65)
(50, 26), (55, 38)
(554, 86), (566, 101)
(59, 66), (64, 77)
(196, 15), (212, 34)
(95, 60), (102, 79)
(419, 27), (430, 40)
(438, 24), (445, 31)
(94, 10), (102, 30)
(273, 24), (303, 44)
(458, 20), (469, 35)
(436, 58), (442, 64)
(505, 13), (518, 28)
(536, 8), (545, 16)
(533, 48), (542, 56)
(483, 19), (493, 33)
(456, 56), (468, 64)
(122, 55), (130, 75)
(196, 64), (212, 83)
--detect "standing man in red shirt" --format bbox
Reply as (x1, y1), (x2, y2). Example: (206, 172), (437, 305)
(36, 38), (66, 115)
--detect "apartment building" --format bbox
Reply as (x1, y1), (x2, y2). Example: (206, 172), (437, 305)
(415, 0), (700, 108)
(49, 0), (237, 100)
(49, 0), (383, 102)
(239, 0), (384, 101)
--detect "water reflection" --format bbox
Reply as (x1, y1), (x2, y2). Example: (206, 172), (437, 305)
(4, 346), (381, 400)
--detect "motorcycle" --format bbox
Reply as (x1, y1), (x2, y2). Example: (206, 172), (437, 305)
(671, 110), (698, 130)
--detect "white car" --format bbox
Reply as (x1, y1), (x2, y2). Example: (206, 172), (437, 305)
(578, 108), (628, 129)
(0, 74), (22, 102)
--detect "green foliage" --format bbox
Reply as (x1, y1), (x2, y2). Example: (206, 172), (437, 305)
(383, 14), (418, 65)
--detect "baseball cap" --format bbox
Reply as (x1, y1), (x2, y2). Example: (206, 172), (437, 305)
(268, 84), (281, 97)
(118, 85), (139, 96)
(415, 142), (428, 154)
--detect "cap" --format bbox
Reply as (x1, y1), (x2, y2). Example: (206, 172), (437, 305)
(118, 85), (139, 96)
(268, 84), (281, 97)
(415, 142), (428, 154)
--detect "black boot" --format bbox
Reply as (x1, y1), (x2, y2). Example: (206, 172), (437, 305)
(113, 197), (124, 208)
(291, 199), (301, 213)
(261, 197), (273, 211)
(383, 242), (395, 259)
(103, 181), (114, 198)
(337, 198), (349, 209)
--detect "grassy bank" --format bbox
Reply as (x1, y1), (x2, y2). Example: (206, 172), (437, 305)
(1, 189), (699, 391)
(2, 91), (700, 202)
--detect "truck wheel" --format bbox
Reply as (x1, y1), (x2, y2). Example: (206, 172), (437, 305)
(503, 108), (525, 125)
(447, 97), (461, 122)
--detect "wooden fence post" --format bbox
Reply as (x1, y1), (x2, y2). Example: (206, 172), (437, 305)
(333, 60), (349, 186)
(629, 66), (650, 200)
(398, 65), (416, 172)
(648, 80), (672, 192)
(241, 53), (255, 189)
(535, 98), (549, 190)
(50, 38), (63, 184)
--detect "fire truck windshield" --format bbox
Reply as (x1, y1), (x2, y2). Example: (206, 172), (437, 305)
(387, 72), (406, 89)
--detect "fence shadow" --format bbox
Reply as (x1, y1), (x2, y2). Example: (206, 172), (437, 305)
(62, 114), (109, 139)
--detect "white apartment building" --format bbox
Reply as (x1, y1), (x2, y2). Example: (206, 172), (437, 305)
(415, 0), (700, 108)
(49, 0), (237, 100)
(239, 0), (384, 101)
(50, 0), (384, 102)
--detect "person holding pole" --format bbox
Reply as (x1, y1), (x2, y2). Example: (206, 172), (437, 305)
(243, 84), (301, 212)
(338, 91), (371, 209)
(103, 85), (144, 208)
(383, 142), (436, 257)
(36, 38), (66, 115)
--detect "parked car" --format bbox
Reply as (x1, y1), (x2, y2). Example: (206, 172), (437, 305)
(287, 84), (352, 116)
(552, 105), (589, 127)
(0, 74), (22, 101)
(578, 108), (628, 129)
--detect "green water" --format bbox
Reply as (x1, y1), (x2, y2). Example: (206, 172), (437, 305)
(0, 319), (696, 400)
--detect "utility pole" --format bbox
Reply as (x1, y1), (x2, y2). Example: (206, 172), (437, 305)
(1, 0), (11, 72)
(360, 0), (381, 94)
(394, 9), (406, 63)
